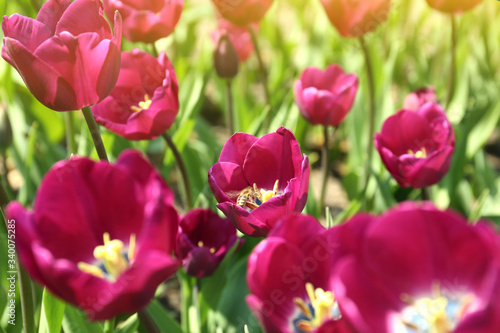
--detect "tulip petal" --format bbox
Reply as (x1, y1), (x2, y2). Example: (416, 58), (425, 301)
(208, 162), (249, 203)
(1, 14), (53, 54)
(219, 132), (258, 166)
(36, 0), (72, 34)
(55, 0), (112, 39)
(217, 202), (270, 237)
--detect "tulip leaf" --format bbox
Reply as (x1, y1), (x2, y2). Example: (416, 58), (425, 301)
(466, 97), (500, 159)
(114, 314), (139, 333)
(146, 299), (182, 333)
(62, 305), (104, 333)
(332, 200), (362, 225)
(38, 289), (65, 333)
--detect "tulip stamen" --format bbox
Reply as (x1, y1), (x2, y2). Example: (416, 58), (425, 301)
(130, 94), (152, 113)
(77, 233), (136, 281)
(292, 283), (340, 333)
(236, 180), (279, 211)
(408, 148), (427, 159)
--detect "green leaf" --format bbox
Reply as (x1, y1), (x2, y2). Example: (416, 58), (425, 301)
(146, 299), (183, 333)
(62, 305), (104, 333)
(466, 97), (500, 159)
(38, 289), (65, 333)
(115, 314), (139, 333)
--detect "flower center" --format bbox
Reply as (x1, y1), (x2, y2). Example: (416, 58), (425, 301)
(197, 240), (216, 254)
(408, 148), (427, 158)
(398, 284), (475, 333)
(77, 233), (136, 281)
(292, 283), (340, 333)
(130, 94), (152, 113)
(236, 180), (279, 211)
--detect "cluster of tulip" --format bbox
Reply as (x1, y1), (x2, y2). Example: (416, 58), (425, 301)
(1, 0), (499, 332)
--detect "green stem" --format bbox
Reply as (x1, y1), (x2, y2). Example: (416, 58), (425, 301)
(248, 27), (271, 109)
(64, 111), (76, 156)
(319, 126), (335, 215)
(0, 180), (35, 333)
(445, 15), (456, 109)
(359, 36), (376, 191)
(138, 310), (160, 333)
(103, 317), (116, 333)
(178, 271), (191, 333)
(421, 187), (430, 201)
(81, 106), (108, 161)
(226, 80), (235, 135)
(151, 43), (159, 58)
(162, 132), (193, 210)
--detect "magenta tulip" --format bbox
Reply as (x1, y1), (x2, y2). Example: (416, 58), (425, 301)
(102, 0), (183, 43)
(175, 208), (241, 278)
(211, 0), (273, 26)
(91, 49), (179, 140)
(2, 0), (122, 111)
(426, 0), (482, 14)
(403, 87), (438, 111)
(332, 202), (500, 333)
(208, 127), (309, 237)
(320, 0), (391, 37)
(6, 150), (179, 320)
(294, 64), (359, 126)
(374, 103), (455, 188)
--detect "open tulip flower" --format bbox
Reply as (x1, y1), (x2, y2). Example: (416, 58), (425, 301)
(374, 103), (455, 188)
(91, 49), (179, 141)
(175, 208), (241, 278)
(320, 0), (391, 37)
(425, 0), (483, 14)
(211, 0), (274, 26)
(1, 0), (122, 111)
(102, 0), (183, 43)
(6, 150), (180, 320)
(294, 64), (359, 127)
(208, 127), (309, 237)
(247, 203), (500, 333)
(403, 87), (438, 111)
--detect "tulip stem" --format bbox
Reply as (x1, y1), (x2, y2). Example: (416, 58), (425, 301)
(0, 179), (9, 213)
(64, 111), (76, 156)
(421, 187), (430, 201)
(162, 132), (193, 210)
(81, 106), (108, 161)
(226, 80), (235, 135)
(151, 43), (159, 58)
(248, 27), (271, 110)
(445, 15), (457, 109)
(359, 36), (376, 191)
(320, 126), (337, 216)
(138, 310), (160, 333)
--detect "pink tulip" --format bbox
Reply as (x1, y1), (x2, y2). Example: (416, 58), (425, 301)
(91, 49), (179, 140)
(320, 0), (391, 37)
(403, 87), (438, 111)
(2, 0), (122, 111)
(294, 64), (359, 126)
(102, 0), (183, 43)
(211, 0), (273, 26)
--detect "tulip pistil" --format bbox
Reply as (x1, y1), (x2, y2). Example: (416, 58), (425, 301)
(399, 283), (475, 333)
(130, 94), (152, 113)
(292, 283), (340, 333)
(78, 233), (137, 281)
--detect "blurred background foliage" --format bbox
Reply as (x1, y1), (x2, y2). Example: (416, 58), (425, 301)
(0, 0), (499, 331)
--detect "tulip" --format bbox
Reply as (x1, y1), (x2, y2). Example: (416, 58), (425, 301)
(91, 49), (179, 141)
(294, 64), (359, 127)
(213, 31), (239, 80)
(332, 202), (500, 333)
(175, 208), (241, 278)
(319, 0), (391, 37)
(102, 0), (183, 43)
(208, 127), (309, 237)
(402, 87), (438, 111)
(211, 0), (273, 26)
(7, 150), (179, 320)
(425, 0), (482, 14)
(247, 202), (500, 333)
(374, 103), (455, 188)
(212, 19), (256, 63)
(1, 0), (122, 111)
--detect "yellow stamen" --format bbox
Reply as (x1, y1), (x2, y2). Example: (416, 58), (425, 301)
(210, 247), (216, 254)
(198, 241), (204, 247)
(130, 94), (152, 113)
(128, 233), (136, 262)
(77, 262), (104, 278)
(293, 297), (312, 318)
(408, 148), (427, 158)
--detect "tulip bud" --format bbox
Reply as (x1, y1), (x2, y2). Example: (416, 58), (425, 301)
(0, 104), (13, 151)
(214, 32), (239, 79)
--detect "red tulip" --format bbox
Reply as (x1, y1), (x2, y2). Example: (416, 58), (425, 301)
(294, 64), (359, 126)
(175, 208), (241, 278)
(320, 0), (391, 37)
(208, 127), (309, 237)
(91, 49), (179, 140)
(403, 87), (438, 111)
(7, 150), (180, 320)
(1, 0), (122, 111)
(212, 19), (256, 63)
(211, 0), (273, 26)
(102, 0), (183, 43)
(425, 0), (483, 14)
(374, 103), (455, 188)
